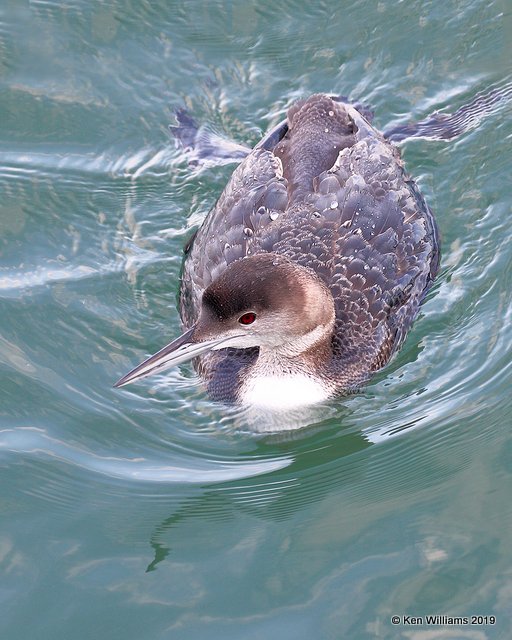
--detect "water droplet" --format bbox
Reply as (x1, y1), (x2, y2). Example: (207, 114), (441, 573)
(257, 206), (267, 215)
(324, 128), (329, 133)
(243, 227), (253, 237)
(312, 211), (321, 218)
(269, 211), (279, 221)
(330, 201), (338, 209)
(328, 110), (334, 117)
(224, 243), (231, 251)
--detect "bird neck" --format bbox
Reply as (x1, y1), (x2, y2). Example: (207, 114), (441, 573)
(257, 323), (334, 376)
(240, 334), (334, 409)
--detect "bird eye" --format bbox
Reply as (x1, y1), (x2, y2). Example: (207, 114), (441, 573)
(238, 312), (256, 325)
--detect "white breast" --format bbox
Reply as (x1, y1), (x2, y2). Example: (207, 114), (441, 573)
(239, 374), (330, 410)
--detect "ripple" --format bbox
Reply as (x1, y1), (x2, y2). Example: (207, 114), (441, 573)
(0, 254), (168, 297)
(0, 144), (178, 182)
(0, 426), (292, 484)
(0, 263), (113, 295)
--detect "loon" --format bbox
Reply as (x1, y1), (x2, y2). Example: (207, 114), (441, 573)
(115, 94), (440, 409)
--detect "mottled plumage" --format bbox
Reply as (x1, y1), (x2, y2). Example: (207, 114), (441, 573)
(177, 94), (440, 402)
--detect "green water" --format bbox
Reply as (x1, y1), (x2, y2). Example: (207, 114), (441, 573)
(1, 1), (511, 638)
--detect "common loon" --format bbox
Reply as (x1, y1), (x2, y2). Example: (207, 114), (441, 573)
(115, 94), (440, 409)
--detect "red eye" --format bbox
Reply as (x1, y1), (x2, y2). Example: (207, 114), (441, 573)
(238, 312), (256, 325)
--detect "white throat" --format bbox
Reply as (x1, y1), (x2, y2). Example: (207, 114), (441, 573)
(238, 337), (331, 409)
(239, 372), (329, 409)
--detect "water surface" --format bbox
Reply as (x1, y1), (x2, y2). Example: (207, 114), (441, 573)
(1, 1), (511, 638)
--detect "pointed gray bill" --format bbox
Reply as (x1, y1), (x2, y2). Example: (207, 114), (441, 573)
(113, 326), (235, 388)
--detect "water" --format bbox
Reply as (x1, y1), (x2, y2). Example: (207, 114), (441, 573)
(1, 1), (511, 638)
